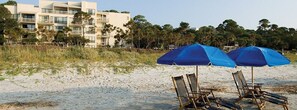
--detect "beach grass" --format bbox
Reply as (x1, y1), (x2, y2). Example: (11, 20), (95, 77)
(0, 45), (165, 75)
(1, 45), (296, 75)
(284, 52), (297, 63)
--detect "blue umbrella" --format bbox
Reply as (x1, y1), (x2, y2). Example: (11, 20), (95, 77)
(228, 46), (290, 86)
(157, 43), (236, 67)
(157, 43), (236, 87)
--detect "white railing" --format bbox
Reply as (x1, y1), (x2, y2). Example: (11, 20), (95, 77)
(20, 18), (35, 22)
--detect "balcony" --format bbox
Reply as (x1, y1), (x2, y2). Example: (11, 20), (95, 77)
(54, 10), (68, 14)
(69, 11), (78, 15)
(71, 31), (81, 35)
(23, 28), (35, 32)
(101, 34), (109, 38)
(42, 9), (53, 13)
(86, 31), (96, 34)
(97, 18), (109, 23)
(38, 20), (54, 24)
(70, 23), (82, 26)
(20, 18), (35, 23)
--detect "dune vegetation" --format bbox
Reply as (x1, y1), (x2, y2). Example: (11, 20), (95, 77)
(0, 45), (164, 76)
(0, 46), (296, 76)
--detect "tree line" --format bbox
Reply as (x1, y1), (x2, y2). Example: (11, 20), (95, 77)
(109, 15), (297, 51)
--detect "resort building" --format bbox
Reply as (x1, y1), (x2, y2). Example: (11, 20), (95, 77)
(4, 0), (130, 48)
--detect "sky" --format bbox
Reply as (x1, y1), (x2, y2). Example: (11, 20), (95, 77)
(1, 0), (297, 29)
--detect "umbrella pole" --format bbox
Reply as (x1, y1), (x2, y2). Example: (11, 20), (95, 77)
(252, 66), (254, 87)
(196, 66), (201, 92)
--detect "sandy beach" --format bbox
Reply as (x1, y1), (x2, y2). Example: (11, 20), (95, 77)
(0, 64), (296, 110)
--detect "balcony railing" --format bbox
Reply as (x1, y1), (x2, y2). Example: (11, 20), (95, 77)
(54, 10), (68, 14)
(42, 9), (53, 13)
(97, 18), (109, 23)
(70, 22), (82, 26)
(20, 18), (35, 22)
(101, 34), (109, 38)
(23, 28), (35, 32)
(39, 20), (54, 24)
(86, 31), (96, 34)
(69, 11), (78, 15)
(71, 31), (81, 34)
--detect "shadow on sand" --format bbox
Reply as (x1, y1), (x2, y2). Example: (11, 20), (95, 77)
(0, 86), (177, 110)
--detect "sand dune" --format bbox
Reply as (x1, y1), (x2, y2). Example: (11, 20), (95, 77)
(0, 64), (296, 110)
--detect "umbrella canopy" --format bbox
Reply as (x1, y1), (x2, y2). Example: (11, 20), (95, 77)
(157, 43), (236, 67)
(228, 46), (290, 67)
(227, 46), (290, 86)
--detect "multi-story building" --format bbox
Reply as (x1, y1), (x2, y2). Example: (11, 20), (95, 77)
(96, 11), (130, 47)
(4, 0), (130, 48)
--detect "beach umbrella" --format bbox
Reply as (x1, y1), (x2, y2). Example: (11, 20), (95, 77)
(227, 46), (290, 86)
(157, 43), (236, 88)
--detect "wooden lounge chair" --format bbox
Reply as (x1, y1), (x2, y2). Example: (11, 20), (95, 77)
(172, 75), (209, 110)
(186, 73), (242, 110)
(232, 71), (288, 110)
(237, 71), (288, 102)
(186, 74), (217, 101)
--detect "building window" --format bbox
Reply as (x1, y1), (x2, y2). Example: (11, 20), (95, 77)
(55, 26), (65, 31)
(22, 24), (35, 31)
(42, 8), (53, 13)
(71, 27), (81, 34)
(88, 9), (95, 15)
(87, 36), (95, 43)
(54, 17), (67, 24)
(45, 26), (53, 30)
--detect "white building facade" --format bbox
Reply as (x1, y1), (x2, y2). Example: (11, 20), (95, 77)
(4, 0), (130, 48)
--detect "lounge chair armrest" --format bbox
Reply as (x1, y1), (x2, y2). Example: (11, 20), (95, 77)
(244, 88), (259, 92)
(246, 85), (262, 89)
(188, 92), (208, 96)
(247, 82), (264, 86)
(262, 91), (288, 101)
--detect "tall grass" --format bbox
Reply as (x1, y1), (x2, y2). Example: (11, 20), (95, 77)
(0, 45), (165, 75)
(284, 52), (297, 63)
(2, 45), (295, 76)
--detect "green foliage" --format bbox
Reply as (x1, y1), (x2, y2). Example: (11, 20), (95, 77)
(285, 52), (297, 63)
(119, 15), (297, 51)
(1, 0), (17, 5)
(121, 11), (130, 14)
(22, 33), (38, 44)
(67, 35), (90, 46)
(0, 5), (22, 45)
(103, 9), (119, 13)
(0, 77), (5, 81)
(53, 31), (67, 43)
(0, 35), (5, 45)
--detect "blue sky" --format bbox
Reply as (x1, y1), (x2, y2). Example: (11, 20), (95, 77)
(2, 0), (297, 29)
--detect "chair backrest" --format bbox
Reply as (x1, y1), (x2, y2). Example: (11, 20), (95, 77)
(232, 71), (248, 97)
(186, 73), (199, 93)
(172, 76), (189, 105)
(238, 70), (248, 87)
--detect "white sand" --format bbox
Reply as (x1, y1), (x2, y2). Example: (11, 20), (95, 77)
(0, 64), (296, 110)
